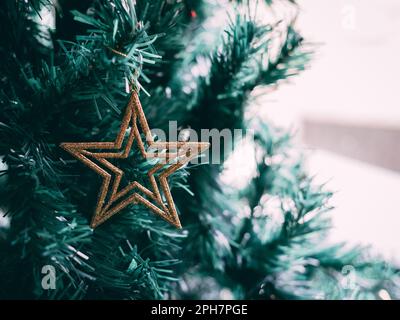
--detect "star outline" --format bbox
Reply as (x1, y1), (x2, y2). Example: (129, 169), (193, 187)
(61, 91), (210, 229)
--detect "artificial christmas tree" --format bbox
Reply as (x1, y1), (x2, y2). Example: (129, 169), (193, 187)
(0, 0), (398, 300)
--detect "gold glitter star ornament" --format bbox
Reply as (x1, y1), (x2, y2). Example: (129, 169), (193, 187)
(60, 91), (210, 229)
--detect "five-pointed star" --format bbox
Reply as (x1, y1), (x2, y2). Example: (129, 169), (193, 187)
(60, 91), (210, 229)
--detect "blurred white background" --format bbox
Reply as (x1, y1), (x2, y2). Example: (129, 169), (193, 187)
(260, 0), (400, 263)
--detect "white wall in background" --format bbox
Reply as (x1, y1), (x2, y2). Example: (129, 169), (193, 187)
(254, 0), (400, 262)
(263, 0), (400, 127)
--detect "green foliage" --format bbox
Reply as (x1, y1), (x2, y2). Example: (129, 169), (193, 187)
(0, 0), (398, 300)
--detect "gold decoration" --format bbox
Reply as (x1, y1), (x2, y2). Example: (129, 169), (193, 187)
(60, 91), (210, 229)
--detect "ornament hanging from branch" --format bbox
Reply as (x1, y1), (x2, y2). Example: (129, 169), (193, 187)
(61, 90), (210, 229)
